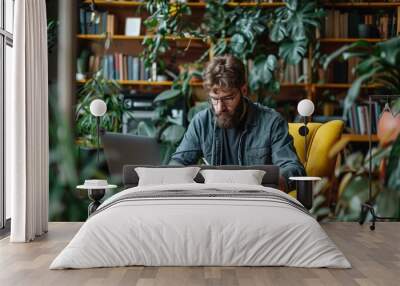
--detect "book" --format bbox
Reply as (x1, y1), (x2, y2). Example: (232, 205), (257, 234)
(133, 57), (139, 80)
(79, 8), (86, 34)
(125, 17), (141, 36)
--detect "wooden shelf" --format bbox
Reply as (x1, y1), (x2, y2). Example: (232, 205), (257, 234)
(75, 80), (305, 88)
(76, 80), (383, 91)
(77, 34), (206, 42)
(281, 83), (307, 88)
(324, 2), (400, 8)
(76, 80), (310, 88)
(78, 35), (385, 49)
(341, 134), (379, 142)
(319, 38), (384, 43)
(85, 1), (400, 9)
(76, 79), (204, 87)
(84, 1), (285, 8)
(314, 83), (380, 89)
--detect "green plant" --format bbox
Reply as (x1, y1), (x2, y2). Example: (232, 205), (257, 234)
(270, 0), (324, 65)
(142, 0), (195, 71)
(334, 144), (400, 221)
(134, 0), (324, 162)
(75, 72), (131, 147)
(324, 37), (400, 221)
(324, 37), (400, 116)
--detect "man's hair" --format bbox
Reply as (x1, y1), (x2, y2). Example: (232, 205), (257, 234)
(203, 54), (246, 92)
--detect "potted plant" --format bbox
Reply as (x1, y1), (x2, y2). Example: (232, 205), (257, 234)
(324, 37), (400, 220)
(75, 71), (131, 148)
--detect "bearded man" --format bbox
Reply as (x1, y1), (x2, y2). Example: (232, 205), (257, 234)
(169, 54), (305, 192)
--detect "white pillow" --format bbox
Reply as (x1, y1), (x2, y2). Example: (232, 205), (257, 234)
(135, 167), (201, 186)
(200, 169), (266, 185)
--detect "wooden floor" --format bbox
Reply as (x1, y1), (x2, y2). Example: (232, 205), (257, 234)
(0, 222), (399, 286)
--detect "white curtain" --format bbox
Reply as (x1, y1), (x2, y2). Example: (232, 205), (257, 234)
(8, 0), (49, 242)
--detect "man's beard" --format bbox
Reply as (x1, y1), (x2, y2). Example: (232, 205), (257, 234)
(212, 98), (245, 129)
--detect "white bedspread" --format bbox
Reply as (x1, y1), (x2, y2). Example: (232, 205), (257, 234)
(50, 183), (351, 269)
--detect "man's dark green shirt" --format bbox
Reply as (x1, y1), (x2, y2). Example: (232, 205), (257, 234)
(169, 97), (306, 190)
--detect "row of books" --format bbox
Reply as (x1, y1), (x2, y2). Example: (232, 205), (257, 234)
(348, 102), (382, 135)
(317, 58), (361, 84)
(322, 9), (400, 38)
(79, 8), (116, 35)
(278, 59), (309, 84)
(86, 54), (151, 81)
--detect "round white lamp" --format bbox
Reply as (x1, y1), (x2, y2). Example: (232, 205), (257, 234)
(90, 99), (107, 117)
(297, 99), (315, 164)
(297, 99), (315, 117)
(90, 99), (107, 164)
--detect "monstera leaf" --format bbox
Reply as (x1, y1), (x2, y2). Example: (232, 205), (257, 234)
(229, 8), (268, 59)
(270, 0), (322, 43)
(230, 33), (247, 55)
(249, 54), (278, 91)
(270, 0), (322, 67)
(279, 39), (307, 64)
(325, 38), (400, 118)
(269, 19), (287, 43)
(286, 1), (323, 41)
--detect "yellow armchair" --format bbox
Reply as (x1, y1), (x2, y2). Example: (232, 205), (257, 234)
(287, 120), (345, 200)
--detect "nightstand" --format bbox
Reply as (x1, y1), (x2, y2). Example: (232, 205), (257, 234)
(289, 176), (321, 210)
(77, 180), (117, 216)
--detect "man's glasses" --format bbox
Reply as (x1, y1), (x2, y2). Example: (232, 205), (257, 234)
(208, 90), (241, 106)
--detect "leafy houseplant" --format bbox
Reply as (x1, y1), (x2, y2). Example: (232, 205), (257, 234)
(133, 0), (324, 163)
(142, 0), (324, 111)
(324, 37), (400, 116)
(334, 145), (400, 221)
(75, 72), (131, 147)
(324, 37), (400, 220)
(142, 0), (195, 72)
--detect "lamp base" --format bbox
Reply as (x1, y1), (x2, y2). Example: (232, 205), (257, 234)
(296, 180), (313, 210)
(88, 188), (106, 216)
(359, 202), (399, 231)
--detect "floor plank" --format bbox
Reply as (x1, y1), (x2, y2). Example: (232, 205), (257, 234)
(0, 222), (399, 286)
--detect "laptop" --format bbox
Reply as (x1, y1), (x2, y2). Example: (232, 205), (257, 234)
(101, 132), (161, 181)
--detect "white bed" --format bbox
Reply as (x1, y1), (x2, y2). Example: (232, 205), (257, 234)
(50, 183), (351, 269)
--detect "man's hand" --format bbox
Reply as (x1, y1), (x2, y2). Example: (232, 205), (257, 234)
(279, 176), (288, 193)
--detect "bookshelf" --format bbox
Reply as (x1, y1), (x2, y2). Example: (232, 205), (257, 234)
(83, 1), (400, 9)
(82, 1), (286, 8)
(76, 1), (400, 140)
